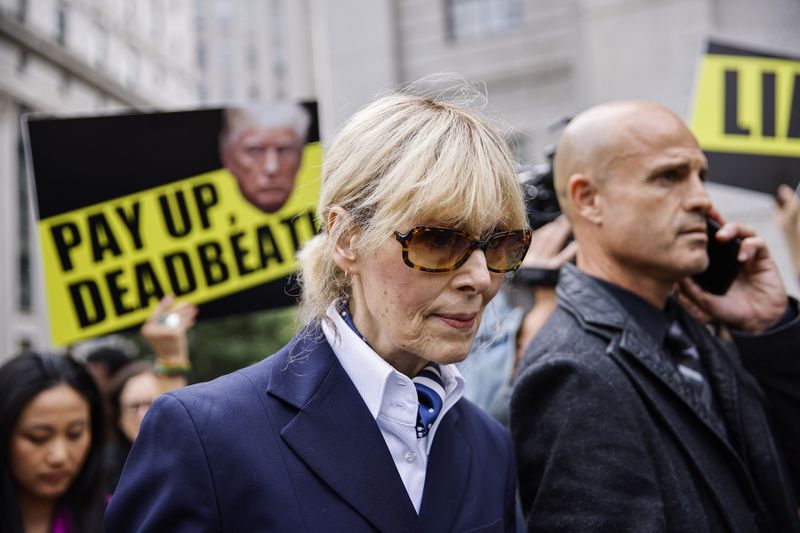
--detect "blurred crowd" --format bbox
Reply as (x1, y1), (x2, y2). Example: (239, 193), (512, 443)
(1, 296), (196, 533)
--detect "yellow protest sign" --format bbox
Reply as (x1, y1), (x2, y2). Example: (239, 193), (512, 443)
(690, 41), (800, 193)
(26, 104), (322, 345)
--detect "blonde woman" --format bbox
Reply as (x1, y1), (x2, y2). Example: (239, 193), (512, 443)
(106, 87), (530, 532)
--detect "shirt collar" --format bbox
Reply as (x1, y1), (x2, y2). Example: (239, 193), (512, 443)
(321, 301), (465, 421)
(590, 276), (672, 345)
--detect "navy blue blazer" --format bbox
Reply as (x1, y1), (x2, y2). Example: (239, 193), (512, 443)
(105, 327), (517, 532)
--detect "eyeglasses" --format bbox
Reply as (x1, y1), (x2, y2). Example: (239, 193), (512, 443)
(394, 225), (532, 273)
(121, 400), (153, 417)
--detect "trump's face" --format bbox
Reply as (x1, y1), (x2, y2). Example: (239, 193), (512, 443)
(223, 126), (304, 213)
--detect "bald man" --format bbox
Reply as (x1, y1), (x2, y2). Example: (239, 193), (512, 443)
(510, 101), (800, 532)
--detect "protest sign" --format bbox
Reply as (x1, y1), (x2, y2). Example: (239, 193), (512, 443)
(690, 41), (800, 194)
(25, 104), (321, 346)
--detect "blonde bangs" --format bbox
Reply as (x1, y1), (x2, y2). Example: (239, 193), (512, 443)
(349, 99), (527, 251)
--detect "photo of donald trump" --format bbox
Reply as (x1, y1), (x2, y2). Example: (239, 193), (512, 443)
(219, 103), (311, 213)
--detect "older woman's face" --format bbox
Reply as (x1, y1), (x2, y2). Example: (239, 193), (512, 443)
(348, 223), (503, 377)
(10, 384), (91, 501)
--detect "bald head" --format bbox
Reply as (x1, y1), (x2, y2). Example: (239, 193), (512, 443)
(552, 100), (712, 304)
(554, 101), (692, 216)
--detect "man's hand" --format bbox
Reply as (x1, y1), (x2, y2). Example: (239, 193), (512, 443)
(679, 220), (787, 334)
(521, 215), (578, 270)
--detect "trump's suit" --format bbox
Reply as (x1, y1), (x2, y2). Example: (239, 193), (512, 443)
(105, 327), (517, 532)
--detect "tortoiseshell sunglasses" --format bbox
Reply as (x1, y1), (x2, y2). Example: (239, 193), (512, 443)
(394, 225), (532, 273)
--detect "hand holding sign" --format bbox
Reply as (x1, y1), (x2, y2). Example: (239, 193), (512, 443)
(140, 295), (197, 364)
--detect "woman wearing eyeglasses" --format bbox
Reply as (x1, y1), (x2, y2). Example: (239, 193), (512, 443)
(106, 86), (531, 532)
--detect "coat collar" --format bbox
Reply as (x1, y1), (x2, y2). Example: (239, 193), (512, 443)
(556, 263), (730, 438)
(265, 327), (421, 532)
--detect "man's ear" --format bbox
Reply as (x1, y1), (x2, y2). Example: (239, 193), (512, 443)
(568, 173), (603, 225)
(329, 206), (358, 273)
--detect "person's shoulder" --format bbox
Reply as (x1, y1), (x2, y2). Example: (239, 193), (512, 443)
(452, 397), (512, 449)
(165, 329), (327, 413)
(519, 305), (607, 369)
(165, 345), (293, 415)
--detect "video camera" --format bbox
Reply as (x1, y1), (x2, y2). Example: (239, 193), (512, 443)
(519, 116), (572, 231)
(519, 144), (560, 231)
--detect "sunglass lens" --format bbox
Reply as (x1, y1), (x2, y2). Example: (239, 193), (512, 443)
(408, 228), (471, 270)
(485, 231), (530, 272)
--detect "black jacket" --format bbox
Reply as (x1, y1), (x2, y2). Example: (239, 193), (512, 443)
(511, 263), (800, 533)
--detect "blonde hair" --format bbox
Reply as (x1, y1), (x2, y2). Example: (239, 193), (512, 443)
(297, 85), (527, 326)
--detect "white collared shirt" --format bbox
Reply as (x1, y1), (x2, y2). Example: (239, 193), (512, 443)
(321, 303), (465, 513)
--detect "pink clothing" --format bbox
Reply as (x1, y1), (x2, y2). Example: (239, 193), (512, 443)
(51, 508), (71, 533)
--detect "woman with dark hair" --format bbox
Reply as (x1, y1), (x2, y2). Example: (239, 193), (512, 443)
(103, 361), (155, 494)
(0, 352), (105, 533)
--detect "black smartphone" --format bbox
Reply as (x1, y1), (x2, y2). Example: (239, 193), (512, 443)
(691, 218), (742, 295)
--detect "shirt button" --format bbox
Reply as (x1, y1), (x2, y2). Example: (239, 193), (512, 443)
(404, 451), (416, 462)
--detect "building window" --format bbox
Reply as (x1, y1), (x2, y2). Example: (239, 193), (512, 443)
(248, 83), (260, 100)
(447, 0), (522, 40)
(17, 113), (32, 313)
(270, 0), (286, 99)
(57, 0), (68, 45)
(151, 0), (164, 41)
(94, 23), (108, 67)
(17, 50), (28, 73)
(59, 68), (72, 94)
(197, 42), (207, 70)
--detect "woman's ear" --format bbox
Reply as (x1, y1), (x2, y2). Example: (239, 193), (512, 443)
(329, 206), (358, 273)
(568, 173), (603, 225)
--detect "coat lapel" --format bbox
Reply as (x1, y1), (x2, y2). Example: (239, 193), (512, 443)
(418, 407), (470, 532)
(616, 329), (730, 440)
(558, 264), (728, 441)
(268, 330), (420, 533)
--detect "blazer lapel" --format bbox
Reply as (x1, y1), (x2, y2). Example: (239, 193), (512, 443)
(268, 331), (420, 533)
(418, 407), (470, 532)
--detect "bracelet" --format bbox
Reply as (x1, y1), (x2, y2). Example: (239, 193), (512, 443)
(153, 359), (192, 376)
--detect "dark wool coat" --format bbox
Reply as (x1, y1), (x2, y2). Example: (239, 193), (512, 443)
(511, 263), (800, 533)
